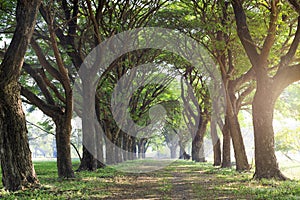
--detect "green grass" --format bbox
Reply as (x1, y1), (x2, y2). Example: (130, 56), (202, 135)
(0, 160), (299, 199)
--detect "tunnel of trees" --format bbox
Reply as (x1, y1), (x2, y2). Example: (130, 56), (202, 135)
(0, 0), (299, 195)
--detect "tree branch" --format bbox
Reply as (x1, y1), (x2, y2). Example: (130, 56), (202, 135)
(30, 39), (64, 83)
(288, 0), (300, 14)
(23, 63), (55, 105)
(273, 64), (300, 98)
(231, 0), (260, 67)
(21, 86), (62, 118)
(260, 0), (279, 62)
(278, 16), (300, 71)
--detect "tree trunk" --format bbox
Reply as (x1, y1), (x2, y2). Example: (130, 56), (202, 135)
(226, 89), (249, 171)
(192, 116), (208, 162)
(114, 136), (123, 163)
(213, 139), (222, 166)
(178, 139), (189, 159)
(0, 0), (41, 191)
(178, 141), (185, 159)
(252, 82), (286, 180)
(192, 135), (203, 162)
(210, 118), (221, 166)
(95, 123), (105, 168)
(55, 118), (74, 178)
(142, 143), (147, 159)
(221, 117), (231, 168)
(0, 83), (39, 191)
(199, 143), (206, 162)
(127, 135), (137, 160)
(138, 139), (144, 159)
(105, 134), (116, 164)
(78, 76), (98, 171)
(122, 133), (128, 161)
(138, 142), (143, 159)
(138, 138), (148, 159)
(170, 146), (177, 159)
(133, 139), (137, 160)
(77, 146), (97, 171)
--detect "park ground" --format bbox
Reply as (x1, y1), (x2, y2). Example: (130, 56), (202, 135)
(0, 160), (300, 199)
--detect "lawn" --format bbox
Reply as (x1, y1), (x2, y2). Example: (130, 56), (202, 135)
(0, 160), (299, 199)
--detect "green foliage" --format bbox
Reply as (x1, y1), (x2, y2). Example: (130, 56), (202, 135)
(274, 82), (300, 153)
(275, 82), (300, 121)
(0, 1), (16, 39)
(275, 126), (300, 153)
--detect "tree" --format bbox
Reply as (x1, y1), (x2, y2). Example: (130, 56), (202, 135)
(232, 0), (300, 179)
(180, 67), (210, 162)
(0, 0), (41, 191)
(21, 2), (77, 178)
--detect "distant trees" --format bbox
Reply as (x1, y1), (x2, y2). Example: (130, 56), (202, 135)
(0, 0), (41, 191)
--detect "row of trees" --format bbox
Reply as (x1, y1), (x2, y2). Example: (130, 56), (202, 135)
(0, 0), (299, 191)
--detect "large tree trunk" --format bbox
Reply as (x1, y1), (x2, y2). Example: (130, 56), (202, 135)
(192, 116), (208, 162)
(226, 88), (249, 171)
(0, 0), (41, 191)
(0, 83), (39, 191)
(221, 117), (231, 168)
(252, 81), (286, 180)
(55, 118), (74, 178)
(210, 118), (221, 166)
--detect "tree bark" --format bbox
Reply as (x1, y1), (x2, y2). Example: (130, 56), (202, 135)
(226, 104), (249, 171)
(252, 80), (286, 180)
(138, 138), (147, 159)
(192, 116), (208, 162)
(0, 83), (39, 191)
(221, 117), (231, 168)
(0, 0), (41, 191)
(226, 85), (250, 171)
(104, 128), (116, 164)
(54, 118), (74, 178)
(210, 118), (221, 166)
(77, 146), (97, 171)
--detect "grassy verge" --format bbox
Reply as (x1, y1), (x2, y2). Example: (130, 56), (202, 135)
(0, 160), (299, 199)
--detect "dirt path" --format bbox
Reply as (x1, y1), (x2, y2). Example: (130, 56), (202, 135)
(99, 160), (253, 200)
(170, 171), (192, 199)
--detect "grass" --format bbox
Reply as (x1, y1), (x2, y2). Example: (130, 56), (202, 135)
(0, 160), (299, 199)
